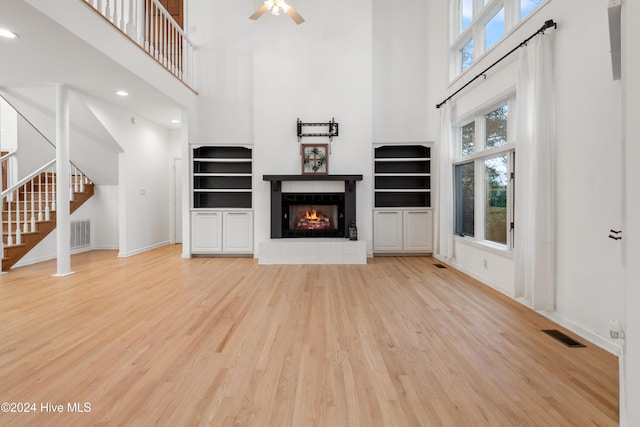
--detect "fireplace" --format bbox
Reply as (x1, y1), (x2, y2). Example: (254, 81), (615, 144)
(282, 193), (345, 238)
(263, 174), (363, 239)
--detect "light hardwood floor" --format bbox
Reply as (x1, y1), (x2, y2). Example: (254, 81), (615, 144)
(0, 245), (618, 426)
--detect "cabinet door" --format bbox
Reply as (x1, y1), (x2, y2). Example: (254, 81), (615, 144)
(373, 210), (404, 252)
(403, 210), (433, 252)
(191, 212), (223, 253)
(223, 211), (254, 254)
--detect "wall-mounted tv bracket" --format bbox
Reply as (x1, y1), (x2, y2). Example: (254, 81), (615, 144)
(297, 118), (339, 152)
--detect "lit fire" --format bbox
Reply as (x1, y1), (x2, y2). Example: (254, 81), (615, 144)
(297, 209), (331, 229)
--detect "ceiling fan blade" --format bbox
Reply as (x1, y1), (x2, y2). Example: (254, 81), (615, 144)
(285, 6), (305, 25)
(249, 4), (270, 20)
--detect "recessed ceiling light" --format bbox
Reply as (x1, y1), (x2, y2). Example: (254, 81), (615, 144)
(0, 28), (18, 39)
(116, 90), (128, 97)
(171, 119), (180, 124)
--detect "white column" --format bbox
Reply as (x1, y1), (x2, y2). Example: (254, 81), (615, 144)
(180, 108), (191, 259)
(54, 84), (73, 276)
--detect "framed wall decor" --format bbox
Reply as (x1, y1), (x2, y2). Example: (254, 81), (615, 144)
(302, 144), (328, 175)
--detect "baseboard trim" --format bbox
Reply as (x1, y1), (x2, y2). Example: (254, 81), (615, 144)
(118, 241), (171, 258)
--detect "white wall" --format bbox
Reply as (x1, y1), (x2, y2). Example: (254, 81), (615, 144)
(622, 0), (639, 423)
(188, 0), (374, 255)
(15, 116), (55, 180)
(373, 0), (429, 143)
(86, 99), (172, 257)
(435, 0), (625, 354)
(0, 97), (18, 153)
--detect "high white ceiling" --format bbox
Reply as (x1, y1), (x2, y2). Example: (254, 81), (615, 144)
(0, 0), (193, 129)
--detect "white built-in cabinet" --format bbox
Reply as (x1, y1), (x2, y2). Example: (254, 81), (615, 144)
(191, 145), (253, 255)
(373, 144), (433, 254)
(191, 211), (254, 254)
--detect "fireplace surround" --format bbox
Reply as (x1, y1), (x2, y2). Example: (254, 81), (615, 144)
(263, 175), (363, 238)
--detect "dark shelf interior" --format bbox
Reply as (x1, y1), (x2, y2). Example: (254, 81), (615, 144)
(193, 146), (253, 209)
(194, 176), (252, 190)
(194, 146), (252, 159)
(375, 176), (431, 189)
(194, 192), (252, 209)
(374, 145), (430, 159)
(374, 145), (431, 208)
(375, 192), (431, 208)
(194, 161), (252, 174)
(375, 161), (430, 174)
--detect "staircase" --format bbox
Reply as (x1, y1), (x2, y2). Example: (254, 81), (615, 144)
(2, 165), (94, 272)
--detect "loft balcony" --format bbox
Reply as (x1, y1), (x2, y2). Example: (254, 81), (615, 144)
(1, 0), (197, 128)
(81, 0), (197, 91)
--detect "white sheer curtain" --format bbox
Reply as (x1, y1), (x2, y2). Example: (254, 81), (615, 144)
(435, 103), (454, 260)
(514, 33), (556, 311)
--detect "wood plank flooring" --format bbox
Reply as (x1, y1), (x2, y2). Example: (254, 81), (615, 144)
(0, 245), (618, 426)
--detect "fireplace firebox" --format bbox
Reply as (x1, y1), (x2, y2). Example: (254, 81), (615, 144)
(263, 175), (363, 239)
(282, 193), (345, 238)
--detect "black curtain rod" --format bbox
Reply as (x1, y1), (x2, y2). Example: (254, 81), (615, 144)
(436, 19), (557, 109)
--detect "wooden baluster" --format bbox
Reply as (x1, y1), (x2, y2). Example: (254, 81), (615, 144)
(144, 0), (149, 51)
(15, 188), (21, 245)
(74, 165), (79, 193)
(155, 3), (159, 59)
(120, 0), (126, 30)
(22, 184), (28, 234)
(69, 168), (74, 202)
(105, 0), (112, 22)
(45, 169), (50, 221)
(7, 190), (13, 246)
(30, 179), (36, 232)
(38, 174), (43, 221)
(51, 166), (57, 213)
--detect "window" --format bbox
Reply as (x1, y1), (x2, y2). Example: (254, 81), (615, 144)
(485, 105), (507, 148)
(461, 0), (473, 30)
(520, 0), (542, 19)
(454, 99), (515, 248)
(452, 0), (545, 77)
(455, 162), (475, 236)
(485, 155), (508, 244)
(461, 39), (474, 72)
(485, 8), (505, 50)
(462, 122), (475, 155)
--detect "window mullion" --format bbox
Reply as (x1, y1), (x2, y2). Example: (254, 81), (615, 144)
(504, 0), (518, 34)
(476, 116), (486, 152)
(475, 158), (486, 242)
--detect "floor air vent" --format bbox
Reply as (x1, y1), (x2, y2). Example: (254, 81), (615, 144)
(542, 329), (586, 348)
(433, 263), (447, 269)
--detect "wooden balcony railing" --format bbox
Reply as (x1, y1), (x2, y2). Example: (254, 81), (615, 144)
(82, 0), (197, 91)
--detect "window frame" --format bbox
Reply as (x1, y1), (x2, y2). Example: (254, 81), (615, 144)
(450, 0), (547, 79)
(453, 97), (515, 251)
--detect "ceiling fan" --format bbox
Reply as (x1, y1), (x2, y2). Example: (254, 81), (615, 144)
(250, 0), (305, 25)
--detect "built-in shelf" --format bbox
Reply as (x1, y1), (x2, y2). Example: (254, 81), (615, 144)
(374, 145), (431, 208)
(193, 146), (252, 209)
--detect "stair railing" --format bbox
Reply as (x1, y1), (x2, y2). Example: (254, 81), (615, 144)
(1, 151), (18, 192)
(1, 160), (93, 260)
(81, 0), (197, 90)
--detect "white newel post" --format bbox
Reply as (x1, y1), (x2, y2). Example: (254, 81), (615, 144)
(54, 84), (73, 276)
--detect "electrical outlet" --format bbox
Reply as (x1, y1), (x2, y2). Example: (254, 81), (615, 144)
(609, 319), (625, 340)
